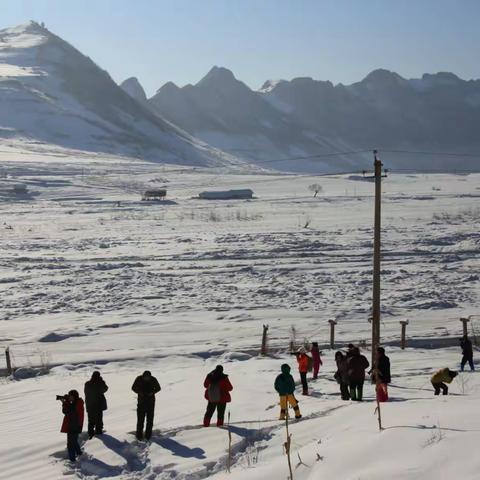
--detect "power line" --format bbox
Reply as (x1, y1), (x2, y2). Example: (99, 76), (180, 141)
(381, 149), (480, 158)
(249, 150), (371, 165)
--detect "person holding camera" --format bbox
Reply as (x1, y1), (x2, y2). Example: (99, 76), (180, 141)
(59, 390), (85, 462)
(84, 371), (108, 439)
(131, 370), (161, 440)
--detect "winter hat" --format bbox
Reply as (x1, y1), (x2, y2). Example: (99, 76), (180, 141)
(91, 371), (101, 380)
(215, 365), (224, 373)
(143, 370), (152, 377)
(281, 364), (291, 374)
(298, 347), (306, 354)
(68, 389), (79, 399)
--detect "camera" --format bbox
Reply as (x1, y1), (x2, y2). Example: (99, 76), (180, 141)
(56, 394), (68, 401)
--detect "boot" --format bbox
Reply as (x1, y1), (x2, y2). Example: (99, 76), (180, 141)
(279, 408), (286, 420)
(302, 389), (309, 396)
(216, 418), (224, 427)
(293, 405), (302, 419)
(203, 416), (211, 427)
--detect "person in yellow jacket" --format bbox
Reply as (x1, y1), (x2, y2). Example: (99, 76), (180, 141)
(430, 368), (457, 395)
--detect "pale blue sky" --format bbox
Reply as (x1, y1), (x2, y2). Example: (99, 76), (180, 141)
(1, 0), (479, 96)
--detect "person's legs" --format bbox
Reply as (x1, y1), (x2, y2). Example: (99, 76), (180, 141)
(136, 403), (146, 439)
(96, 410), (104, 434)
(432, 382), (441, 395)
(376, 383), (388, 402)
(279, 395), (287, 420)
(300, 372), (308, 394)
(313, 362), (319, 379)
(287, 394), (301, 418)
(216, 403), (226, 426)
(87, 409), (95, 438)
(440, 383), (448, 395)
(204, 402), (217, 426)
(145, 403), (155, 439)
(73, 433), (82, 455)
(66, 433), (76, 461)
(468, 357), (475, 371)
(340, 382), (350, 400)
(357, 381), (364, 401)
(349, 382), (357, 401)
(461, 355), (467, 372)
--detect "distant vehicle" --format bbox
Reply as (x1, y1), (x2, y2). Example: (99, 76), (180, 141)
(198, 189), (254, 200)
(142, 189), (167, 201)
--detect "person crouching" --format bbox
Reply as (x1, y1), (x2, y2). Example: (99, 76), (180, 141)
(59, 390), (84, 462)
(274, 364), (302, 420)
(431, 368), (457, 395)
(203, 365), (233, 427)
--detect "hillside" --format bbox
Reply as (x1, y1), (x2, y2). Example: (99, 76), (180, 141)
(0, 22), (244, 168)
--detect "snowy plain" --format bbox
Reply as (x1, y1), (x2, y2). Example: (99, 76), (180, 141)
(0, 146), (479, 480)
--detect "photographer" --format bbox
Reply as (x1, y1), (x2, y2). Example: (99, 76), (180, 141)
(131, 370), (161, 441)
(59, 390), (84, 462)
(84, 371), (108, 438)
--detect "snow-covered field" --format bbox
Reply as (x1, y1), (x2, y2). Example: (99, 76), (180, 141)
(0, 150), (479, 479)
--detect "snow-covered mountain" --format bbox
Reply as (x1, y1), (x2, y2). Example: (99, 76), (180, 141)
(0, 22), (243, 168)
(147, 67), (480, 172)
(120, 76), (147, 105)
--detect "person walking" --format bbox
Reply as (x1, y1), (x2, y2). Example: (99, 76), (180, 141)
(84, 371), (108, 438)
(293, 347), (310, 395)
(203, 365), (233, 427)
(371, 347), (391, 402)
(346, 347), (369, 401)
(60, 389), (84, 462)
(274, 364), (302, 420)
(311, 342), (323, 380)
(431, 368), (457, 395)
(334, 351), (350, 400)
(460, 336), (475, 371)
(131, 370), (161, 440)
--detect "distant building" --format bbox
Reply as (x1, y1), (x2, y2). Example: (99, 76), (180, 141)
(199, 189), (254, 200)
(13, 184), (28, 194)
(142, 189), (167, 200)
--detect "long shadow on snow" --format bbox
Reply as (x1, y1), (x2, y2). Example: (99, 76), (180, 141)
(97, 434), (148, 471)
(150, 436), (206, 459)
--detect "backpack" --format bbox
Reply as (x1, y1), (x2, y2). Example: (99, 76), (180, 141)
(208, 381), (222, 402)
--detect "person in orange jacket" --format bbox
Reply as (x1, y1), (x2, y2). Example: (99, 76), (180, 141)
(59, 389), (84, 462)
(293, 347), (310, 395)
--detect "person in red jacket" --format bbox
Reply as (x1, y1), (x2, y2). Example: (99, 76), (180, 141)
(203, 365), (233, 427)
(310, 342), (323, 380)
(60, 389), (85, 462)
(293, 347), (310, 395)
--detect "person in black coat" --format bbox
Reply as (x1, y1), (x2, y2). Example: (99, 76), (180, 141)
(371, 347), (391, 402)
(346, 347), (369, 401)
(84, 371), (108, 438)
(132, 370), (161, 440)
(460, 336), (474, 371)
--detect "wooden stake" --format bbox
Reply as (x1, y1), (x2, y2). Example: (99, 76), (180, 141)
(400, 320), (409, 350)
(284, 409), (294, 480)
(226, 411), (232, 473)
(460, 317), (470, 337)
(328, 319), (337, 349)
(261, 324), (269, 356)
(5, 347), (12, 375)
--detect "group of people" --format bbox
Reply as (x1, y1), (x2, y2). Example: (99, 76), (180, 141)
(59, 336), (475, 462)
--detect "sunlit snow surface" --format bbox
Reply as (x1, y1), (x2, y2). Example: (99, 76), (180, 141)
(0, 148), (479, 479)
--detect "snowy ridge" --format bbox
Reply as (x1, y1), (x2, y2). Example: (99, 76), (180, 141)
(0, 22), (250, 170)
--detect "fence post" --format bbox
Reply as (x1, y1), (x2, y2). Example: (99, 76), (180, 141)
(400, 320), (409, 350)
(261, 324), (269, 356)
(5, 347), (12, 375)
(460, 317), (470, 337)
(328, 320), (337, 349)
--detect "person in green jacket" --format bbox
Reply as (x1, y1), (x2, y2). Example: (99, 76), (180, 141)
(430, 368), (457, 395)
(274, 364), (302, 420)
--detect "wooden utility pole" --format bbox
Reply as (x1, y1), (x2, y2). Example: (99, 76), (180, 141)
(371, 150), (382, 366)
(328, 319), (337, 349)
